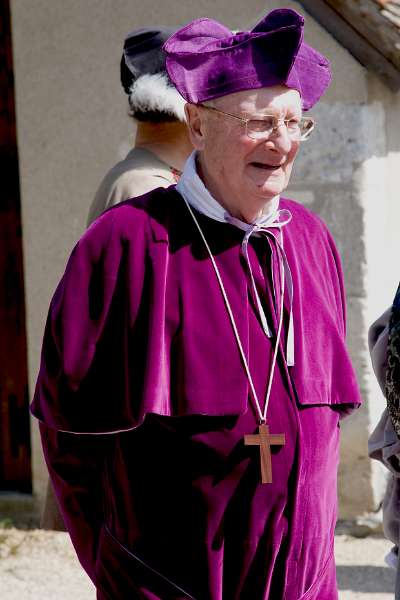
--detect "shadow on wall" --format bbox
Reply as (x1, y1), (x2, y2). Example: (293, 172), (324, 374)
(337, 564), (395, 593)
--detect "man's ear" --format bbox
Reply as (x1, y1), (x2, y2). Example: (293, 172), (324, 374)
(184, 104), (207, 151)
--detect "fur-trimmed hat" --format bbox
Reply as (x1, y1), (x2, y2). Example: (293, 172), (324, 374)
(121, 27), (186, 122)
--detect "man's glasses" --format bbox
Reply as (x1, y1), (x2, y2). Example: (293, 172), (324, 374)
(200, 105), (315, 141)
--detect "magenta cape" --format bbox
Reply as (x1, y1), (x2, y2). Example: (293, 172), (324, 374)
(32, 188), (361, 599)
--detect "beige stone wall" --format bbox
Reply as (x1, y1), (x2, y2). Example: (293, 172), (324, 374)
(10, 0), (400, 517)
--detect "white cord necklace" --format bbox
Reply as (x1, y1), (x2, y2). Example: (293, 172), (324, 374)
(184, 199), (288, 484)
(184, 198), (285, 425)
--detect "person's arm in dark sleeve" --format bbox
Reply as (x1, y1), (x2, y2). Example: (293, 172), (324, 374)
(31, 208), (144, 578)
(40, 424), (113, 580)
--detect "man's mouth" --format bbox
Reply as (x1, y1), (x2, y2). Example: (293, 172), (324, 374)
(250, 162), (282, 170)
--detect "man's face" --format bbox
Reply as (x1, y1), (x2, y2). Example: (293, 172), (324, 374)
(186, 85), (302, 221)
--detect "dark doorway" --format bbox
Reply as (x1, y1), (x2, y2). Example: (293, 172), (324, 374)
(0, 0), (31, 492)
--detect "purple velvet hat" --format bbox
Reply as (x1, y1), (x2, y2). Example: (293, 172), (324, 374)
(164, 9), (331, 110)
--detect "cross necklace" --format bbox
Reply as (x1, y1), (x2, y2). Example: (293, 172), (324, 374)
(184, 199), (287, 484)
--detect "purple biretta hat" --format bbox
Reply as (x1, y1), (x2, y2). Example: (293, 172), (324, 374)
(164, 9), (331, 110)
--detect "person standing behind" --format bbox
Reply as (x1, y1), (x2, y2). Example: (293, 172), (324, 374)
(369, 284), (400, 598)
(41, 26), (192, 531)
(87, 26), (192, 226)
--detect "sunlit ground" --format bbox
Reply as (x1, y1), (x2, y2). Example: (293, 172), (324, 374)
(0, 528), (395, 599)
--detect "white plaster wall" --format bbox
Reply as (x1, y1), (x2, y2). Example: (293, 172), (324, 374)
(261, 2), (400, 517)
(10, 0), (400, 518)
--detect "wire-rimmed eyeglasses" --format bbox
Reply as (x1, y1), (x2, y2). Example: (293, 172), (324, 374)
(199, 104), (315, 141)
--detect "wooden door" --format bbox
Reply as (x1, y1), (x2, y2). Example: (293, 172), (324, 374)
(0, 0), (31, 492)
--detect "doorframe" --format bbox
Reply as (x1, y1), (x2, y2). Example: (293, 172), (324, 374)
(0, 0), (31, 493)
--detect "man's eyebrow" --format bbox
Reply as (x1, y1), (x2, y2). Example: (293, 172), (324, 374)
(237, 110), (278, 118)
(242, 110), (302, 119)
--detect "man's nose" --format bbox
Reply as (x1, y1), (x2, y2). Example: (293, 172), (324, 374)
(268, 122), (292, 153)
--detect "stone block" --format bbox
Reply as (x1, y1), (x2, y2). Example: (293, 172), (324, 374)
(291, 102), (386, 185)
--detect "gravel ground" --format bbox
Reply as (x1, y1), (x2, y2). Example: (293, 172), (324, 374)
(0, 529), (396, 599)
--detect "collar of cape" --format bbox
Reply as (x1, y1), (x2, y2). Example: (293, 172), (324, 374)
(176, 151), (281, 232)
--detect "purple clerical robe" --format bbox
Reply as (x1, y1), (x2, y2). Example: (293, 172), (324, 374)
(31, 188), (361, 600)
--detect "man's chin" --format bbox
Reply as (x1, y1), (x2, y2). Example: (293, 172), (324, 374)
(246, 173), (285, 196)
(255, 181), (285, 199)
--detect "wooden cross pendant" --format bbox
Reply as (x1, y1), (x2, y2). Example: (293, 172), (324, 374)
(244, 423), (285, 484)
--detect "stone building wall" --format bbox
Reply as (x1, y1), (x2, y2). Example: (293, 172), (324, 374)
(10, 0), (400, 517)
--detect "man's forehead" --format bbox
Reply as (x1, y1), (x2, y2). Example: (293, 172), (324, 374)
(214, 86), (302, 115)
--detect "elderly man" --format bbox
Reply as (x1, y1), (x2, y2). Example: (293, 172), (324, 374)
(32, 9), (361, 600)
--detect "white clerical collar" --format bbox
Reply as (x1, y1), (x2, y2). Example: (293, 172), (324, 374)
(176, 151), (280, 232)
